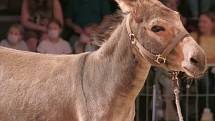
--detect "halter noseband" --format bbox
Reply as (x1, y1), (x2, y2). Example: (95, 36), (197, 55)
(126, 14), (190, 65)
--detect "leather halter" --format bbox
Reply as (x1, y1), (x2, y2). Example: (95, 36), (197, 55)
(125, 14), (190, 65)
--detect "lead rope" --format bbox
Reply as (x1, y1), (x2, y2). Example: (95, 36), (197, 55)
(171, 71), (184, 121)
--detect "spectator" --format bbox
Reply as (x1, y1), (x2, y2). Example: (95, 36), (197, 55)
(191, 12), (215, 120)
(0, 24), (28, 51)
(191, 12), (215, 64)
(37, 19), (72, 54)
(64, 0), (111, 53)
(81, 25), (98, 52)
(199, 12), (215, 35)
(21, 0), (63, 40)
(25, 31), (39, 52)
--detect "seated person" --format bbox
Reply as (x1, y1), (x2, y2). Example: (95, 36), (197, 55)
(37, 19), (72, 54)
(75, 25), (98, 52)
(64, 0), (111, 53)
(25, 31), (39, 52)
(21, 0), (63, 40)
(0, 24), (28, 51)
(191, 12), (215, 64)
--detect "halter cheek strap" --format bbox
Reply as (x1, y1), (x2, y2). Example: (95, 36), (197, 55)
(126, 14), (190, 66)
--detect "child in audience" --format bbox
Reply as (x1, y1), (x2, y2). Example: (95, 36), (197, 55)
(37, 19), (72, 54)
(0, 24), (28, 51)
(25, 31), (39, 52)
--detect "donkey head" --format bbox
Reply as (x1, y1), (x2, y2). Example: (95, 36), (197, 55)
(116, 0), (207, 78)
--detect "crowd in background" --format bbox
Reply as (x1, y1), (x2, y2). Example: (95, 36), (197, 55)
(0, 0), (215, 121)
(0, 0), (215, 55)
(0, 0), (115, 54)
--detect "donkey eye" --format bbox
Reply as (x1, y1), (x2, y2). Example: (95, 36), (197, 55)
(151, 26), (165, 32)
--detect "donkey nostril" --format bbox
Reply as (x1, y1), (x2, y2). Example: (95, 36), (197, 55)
(190, 57), (199, 64)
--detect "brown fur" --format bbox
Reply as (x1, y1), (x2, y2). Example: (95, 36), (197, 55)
(0, 0), (206, 121)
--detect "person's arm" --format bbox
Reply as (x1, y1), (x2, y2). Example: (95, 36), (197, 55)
(65, 18), (84, 34)
(53, 0), (64, 25)
(37, 41), (46, 53)
(63, 41), (72, 54)
(97, 0), (112, 30)
(0, 40), (8, 47)
(21, 0), (47, 32)
(22, 41), (29, 51)
(64, 0), (84, 34)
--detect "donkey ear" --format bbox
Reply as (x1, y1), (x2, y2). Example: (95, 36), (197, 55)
(115, 0), (139, 12)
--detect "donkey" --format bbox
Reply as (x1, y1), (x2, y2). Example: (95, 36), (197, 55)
(0, 0), (206, 121)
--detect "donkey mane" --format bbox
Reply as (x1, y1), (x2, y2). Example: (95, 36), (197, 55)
(92, 10), (124, 46)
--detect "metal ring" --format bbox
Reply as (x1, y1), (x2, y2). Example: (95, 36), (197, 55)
(155, 54), (166, 64)
(129, 33), (135, 40)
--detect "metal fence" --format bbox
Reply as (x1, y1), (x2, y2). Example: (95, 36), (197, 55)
(135, 68), (215, 121)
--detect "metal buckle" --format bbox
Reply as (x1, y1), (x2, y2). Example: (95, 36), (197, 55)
(129, 34), (136, 44)
(155, 54), (166, 64)
(129, 33), (135, 40)
(171, 71), (179, 80)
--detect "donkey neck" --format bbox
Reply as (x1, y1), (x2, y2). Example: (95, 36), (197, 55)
(82, 18), (152, 121)
(98, 18), (151, 102)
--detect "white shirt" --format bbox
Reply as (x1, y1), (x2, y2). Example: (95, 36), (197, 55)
(37, 38), (72, 54)
(0, 39), (29, 51)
